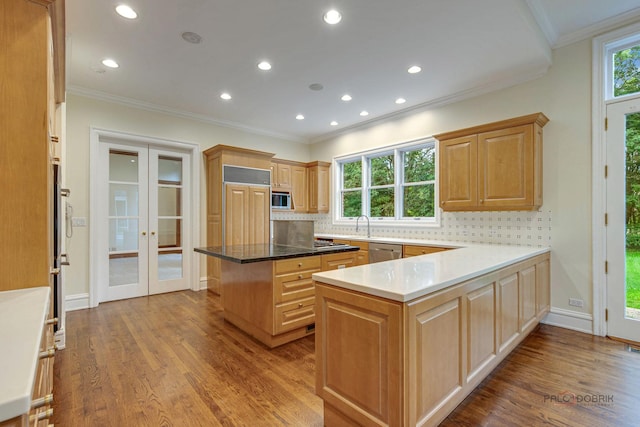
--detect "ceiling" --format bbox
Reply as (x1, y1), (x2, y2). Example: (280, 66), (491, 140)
(66, 0), (640, 143)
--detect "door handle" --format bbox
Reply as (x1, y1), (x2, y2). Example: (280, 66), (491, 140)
(141, 231), (147, 236)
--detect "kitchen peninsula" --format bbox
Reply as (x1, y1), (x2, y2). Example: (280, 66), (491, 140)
(312, 244), (550, 427)
(195, 243), (359, 347)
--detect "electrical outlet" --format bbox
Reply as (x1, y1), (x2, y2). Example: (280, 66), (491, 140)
(71, 217), (87, 227)
(568, 298), (584, 308)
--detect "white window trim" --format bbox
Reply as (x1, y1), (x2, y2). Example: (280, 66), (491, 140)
(332, 137), (440, 228)
(592, 21), (640, 337)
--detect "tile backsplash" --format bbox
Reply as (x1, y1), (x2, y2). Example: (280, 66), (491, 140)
(272, 210), (552, 247)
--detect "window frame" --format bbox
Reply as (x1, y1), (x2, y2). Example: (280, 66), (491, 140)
(605, 32), (640, 101)
(333, 137), (439, 227)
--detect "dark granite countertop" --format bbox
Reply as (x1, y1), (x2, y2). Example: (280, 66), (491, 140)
(194, 243), (360, 264)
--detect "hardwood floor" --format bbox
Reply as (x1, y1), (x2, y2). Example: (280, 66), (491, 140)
(52, 290), (640, 426)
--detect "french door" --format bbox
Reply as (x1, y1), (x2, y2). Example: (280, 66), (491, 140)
(100, 141), (191, 302)
(606, 98), (640, 342)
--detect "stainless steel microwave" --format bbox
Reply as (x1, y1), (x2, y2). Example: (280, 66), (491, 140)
(271, 191), (291, 209)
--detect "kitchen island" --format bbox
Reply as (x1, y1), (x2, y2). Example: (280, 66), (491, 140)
(312, 244), (550, 427)
(195, 243), (359, 347)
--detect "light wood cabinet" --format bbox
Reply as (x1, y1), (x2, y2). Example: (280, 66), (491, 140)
(320, 251), (358, 271)
(203, 145), (274, 294)
(436, 113), (548, 211)
(224, 184), (270, 246)
(270, 160), (292, 190)
(0, 0), (64, 295)
(333, 239), (369, 265)
(291, 164), (308, 212)
(315, 252), (550, 426)
(308, 161), (330, 213)
(403, 244), (452, 258)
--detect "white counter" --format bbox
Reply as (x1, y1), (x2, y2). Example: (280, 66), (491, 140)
(312, 242), (549, 302)
(0, 287), (50, 421)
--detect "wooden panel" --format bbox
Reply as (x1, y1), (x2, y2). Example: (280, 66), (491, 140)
(315, 283), (402, 426)
(519, 266), (537, 332)
(498, 273), (519, 352)
(291, 165), (308, 212)
(403, 245), (451, 258)
(317, 165), (330, 213)
(308, 166), (319, 212)
(249, 186), (270, 245)
(274, 296), (315, 334)
(274, 270), (317, 304)
(355, 250), (369, 266)
(411, 299), (462, 424)
(274, 256), (321, 274)
(0, 0), (52, 291)
(478, 125), (533, 208)
(439, 135), (477, 210)
(224, 184), (249, 246)
(536, 258), (550, 316)
(466, 283), (496, 382)
(308, 162), (331, 213)
(321, 252), (357, 271)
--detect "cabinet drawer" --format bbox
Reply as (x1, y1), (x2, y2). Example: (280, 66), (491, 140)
(274, 270), (319, 304)
(274, 296), (315, 334)
(275, 256), (321, 274)
(321, 252), (357, 271)
(403, 245), (450, 258)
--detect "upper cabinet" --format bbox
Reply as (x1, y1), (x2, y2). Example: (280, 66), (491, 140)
(308, 161), (330, 213)
(436, 113), (548, 211)
(290, 164), (308, 212)
(270, 160), (292, 191)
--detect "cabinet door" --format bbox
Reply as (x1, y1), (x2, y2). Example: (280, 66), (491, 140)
(276, 163), (292, 190)
(309, 165), (330, 213)
(308, 167), (319, 212)
(249, 186), (270, 245)
(224, 184), (250, 246)
(403, 245), (450, 258)
(478, 125), (533, 208)
(291, 165), (308, 212)
(439, 135), (478, 210)
(321, 252), (357, 271)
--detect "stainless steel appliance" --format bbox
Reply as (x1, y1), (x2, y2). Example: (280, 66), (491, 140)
(271, 191), (291, 210)
(272, 220), (314, 248)
(369, 242), (402, 263)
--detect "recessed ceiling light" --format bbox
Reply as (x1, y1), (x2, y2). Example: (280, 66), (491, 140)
(360, 111), (369, 117)
(309, 83), (324, 91)
(341, 94), (352, 101)
(181, 32), (202, 44)
(330, 121), (338, 126)
(323, 9), (342, 25)
(395, 98), (406, 104)
(296, 114), (305, 120)
(408, 65), (422, 74)
(258, 61), (272, 71)
(115, 4), (137, 19)
(102, 59), (119, 68)
(220, 92), (232, 100)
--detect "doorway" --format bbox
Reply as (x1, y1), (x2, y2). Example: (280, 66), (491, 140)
(606, 98), (640, 343)
(90, 129), (198, 305)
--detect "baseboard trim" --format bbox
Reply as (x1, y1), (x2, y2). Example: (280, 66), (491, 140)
(199, 277), (208, 291)
(541, 307), (594, 334)
(66, 293), (90, 311)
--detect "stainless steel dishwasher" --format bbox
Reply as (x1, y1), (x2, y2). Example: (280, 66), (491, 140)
(368, 242), (403, 263)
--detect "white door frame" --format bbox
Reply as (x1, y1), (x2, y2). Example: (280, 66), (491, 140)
(592, 22), (640, 336)
(89, 127), (200, 308)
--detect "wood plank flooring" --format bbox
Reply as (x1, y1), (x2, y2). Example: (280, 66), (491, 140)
(52, 290), (640, 426)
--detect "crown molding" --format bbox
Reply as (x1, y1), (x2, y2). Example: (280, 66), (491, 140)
(553, 8), (640, 49)
(66, 85), (305, 143)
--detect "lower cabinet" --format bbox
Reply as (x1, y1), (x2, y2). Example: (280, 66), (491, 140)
(333, 239), (369, 265)
(221, 251), (358, 348)
(315, 253), (550, 427)
(402, 244), (451, 258)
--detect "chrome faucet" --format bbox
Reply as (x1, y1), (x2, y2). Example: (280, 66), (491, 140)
(356, 215), (370, 238)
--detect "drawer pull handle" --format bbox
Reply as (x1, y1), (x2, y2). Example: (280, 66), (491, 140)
(29, 408), (53, 422)
(39, 348), (56, 359)
(31, 394), (54, 410)
(298, 263), (302, 267)
(45, 318), (58, 326)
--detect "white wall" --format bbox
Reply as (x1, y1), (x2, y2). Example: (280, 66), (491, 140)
(66, 38), (594, 331)
(65, 94), (311, 299)
(310, 39), (593, 323)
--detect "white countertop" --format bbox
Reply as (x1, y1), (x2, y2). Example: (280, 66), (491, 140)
(312, 240), (549, 302)
(0, 287), (50, 421)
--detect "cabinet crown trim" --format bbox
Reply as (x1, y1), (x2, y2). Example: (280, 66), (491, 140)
(434, 112), (549, 141)
(203, 144), (275, 159)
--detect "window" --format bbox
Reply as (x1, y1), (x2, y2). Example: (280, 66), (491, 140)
(606, 33), (640, 100)
(335, 138), (437, 224)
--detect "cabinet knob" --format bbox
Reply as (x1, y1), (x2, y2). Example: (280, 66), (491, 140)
(298, 274), (302, 279)
(298, 303), (303, 308)
(298, 262), (302, 267)
(480, 199), (484, 203)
